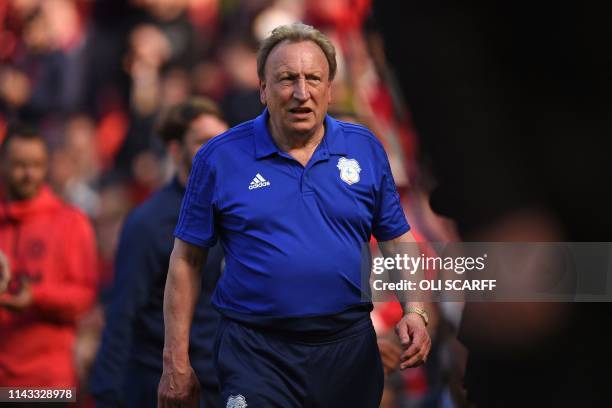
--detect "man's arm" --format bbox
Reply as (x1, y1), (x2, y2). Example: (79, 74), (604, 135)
(378, 230), (432, 369)
(158, 238), (207, 407)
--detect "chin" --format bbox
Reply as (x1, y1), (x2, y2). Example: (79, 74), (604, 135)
(290, 126), (315, 136)
(13, 184), (41, 200)
(286, 121), (319, 136)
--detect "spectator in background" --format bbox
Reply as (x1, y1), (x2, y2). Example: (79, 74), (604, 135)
(92, 177), (132, 298)
(90, 97), (228, 407)
(10, 0), (89, 122)
(220, 36), (265, 126)
(50, 113), (101, 217)
(0, 124), (98, 388)
(0, 250), (9, 295)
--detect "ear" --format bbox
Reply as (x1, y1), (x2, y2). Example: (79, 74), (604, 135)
(259, 79), (267, 105)
(327, 81), (332, 104)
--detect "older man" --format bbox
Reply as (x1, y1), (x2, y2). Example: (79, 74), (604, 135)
(158, 23), (430, 407)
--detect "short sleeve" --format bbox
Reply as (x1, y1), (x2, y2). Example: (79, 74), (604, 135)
(174, 149), (218, 247)
(371, 148), (411, 241)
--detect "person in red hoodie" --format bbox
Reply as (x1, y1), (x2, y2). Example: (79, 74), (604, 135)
(0, 124), (97, 389)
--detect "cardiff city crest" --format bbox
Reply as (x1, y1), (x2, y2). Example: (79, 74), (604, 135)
(337, 157), (361, 185)
(226, 394), (248, 408)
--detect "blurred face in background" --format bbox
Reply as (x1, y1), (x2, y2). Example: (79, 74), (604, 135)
(222, 42), (260, 90)
(130, 0), (189, 21)
(260, 40), (332, 140)
(1, 137), (48, 201)
(171, 113), (228, 177)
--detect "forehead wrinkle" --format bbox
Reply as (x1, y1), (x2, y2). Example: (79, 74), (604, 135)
(266, 42), (329, 78)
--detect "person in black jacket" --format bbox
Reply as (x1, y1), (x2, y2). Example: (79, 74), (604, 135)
(90, 97), (228, 407)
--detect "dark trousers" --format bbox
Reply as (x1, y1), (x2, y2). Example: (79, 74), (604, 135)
(214, 318), (384, 407)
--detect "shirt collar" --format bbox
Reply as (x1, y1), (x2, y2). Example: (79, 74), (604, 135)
(253, 108), (347, 160)
(322, 113), (347, 156)
(253, 108), (278, 159)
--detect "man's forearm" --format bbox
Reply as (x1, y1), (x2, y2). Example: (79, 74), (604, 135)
(162, 241), (205, 366)
(379, 231), (429, 313)
(379, 232), (432, 367)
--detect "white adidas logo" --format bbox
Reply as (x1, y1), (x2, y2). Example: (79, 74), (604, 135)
(248, 173), (271, 190)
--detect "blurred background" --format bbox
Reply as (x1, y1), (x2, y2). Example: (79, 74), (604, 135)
(5, 0), (611, 407)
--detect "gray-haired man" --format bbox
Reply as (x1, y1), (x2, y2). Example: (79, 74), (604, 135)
(158, 23), (430, 407)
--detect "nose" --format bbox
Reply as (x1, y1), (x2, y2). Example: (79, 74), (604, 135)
(292, 78), (309, 101)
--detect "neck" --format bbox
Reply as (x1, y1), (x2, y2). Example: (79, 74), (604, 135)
(0, 182), (38, 202)
(4, 189), (39, 202)
(269, 120), (325, 153)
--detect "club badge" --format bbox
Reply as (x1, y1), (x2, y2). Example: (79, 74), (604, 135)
(337, 157), (361, 185)
(226, 394), (248, 408)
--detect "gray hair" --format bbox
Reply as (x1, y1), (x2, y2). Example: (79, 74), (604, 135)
(257, 22), (337, 81)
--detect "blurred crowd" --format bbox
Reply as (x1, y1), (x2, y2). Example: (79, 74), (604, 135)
(1, 0), (459, 407)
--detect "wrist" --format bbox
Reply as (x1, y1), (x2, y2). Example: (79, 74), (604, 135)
(401, 302), (424, 315)
(404, 305), (429, 327)
(162, 347), (190, 368)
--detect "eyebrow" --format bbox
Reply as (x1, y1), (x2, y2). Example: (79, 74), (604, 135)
(277, 71), (297, 78)
(276, 70), (324, 78)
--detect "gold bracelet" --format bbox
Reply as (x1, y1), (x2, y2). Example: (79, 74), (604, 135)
(406, 306), (429, 326)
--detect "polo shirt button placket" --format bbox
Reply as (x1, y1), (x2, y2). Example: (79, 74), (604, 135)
(302, 170), (313, 194)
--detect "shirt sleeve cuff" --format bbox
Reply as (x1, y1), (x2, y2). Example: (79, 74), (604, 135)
(373, 223), (411, 242)
(174, 231), (217, 248)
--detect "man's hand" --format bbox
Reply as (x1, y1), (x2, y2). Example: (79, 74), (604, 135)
(377, 337), (402, 375)
(0, 276), (32, 310)
(158, 362), (200, 407)
(395, 313), (431, 369)
(0, 250), (10, 295)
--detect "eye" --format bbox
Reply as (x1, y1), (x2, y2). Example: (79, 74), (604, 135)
(279, 74), (297, 83)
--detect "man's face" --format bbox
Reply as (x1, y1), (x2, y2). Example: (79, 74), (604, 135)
(260, 40), (332, 138)
(182, 114), (228, 172)
(1, 137), (48, 200)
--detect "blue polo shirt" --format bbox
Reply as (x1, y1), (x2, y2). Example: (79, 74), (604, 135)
(175, 109), (409, 322)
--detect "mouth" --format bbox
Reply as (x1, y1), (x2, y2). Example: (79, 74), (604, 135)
(288, 107), (312, 115)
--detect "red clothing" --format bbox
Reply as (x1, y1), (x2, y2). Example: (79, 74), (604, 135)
(0, 186), (97, 387)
